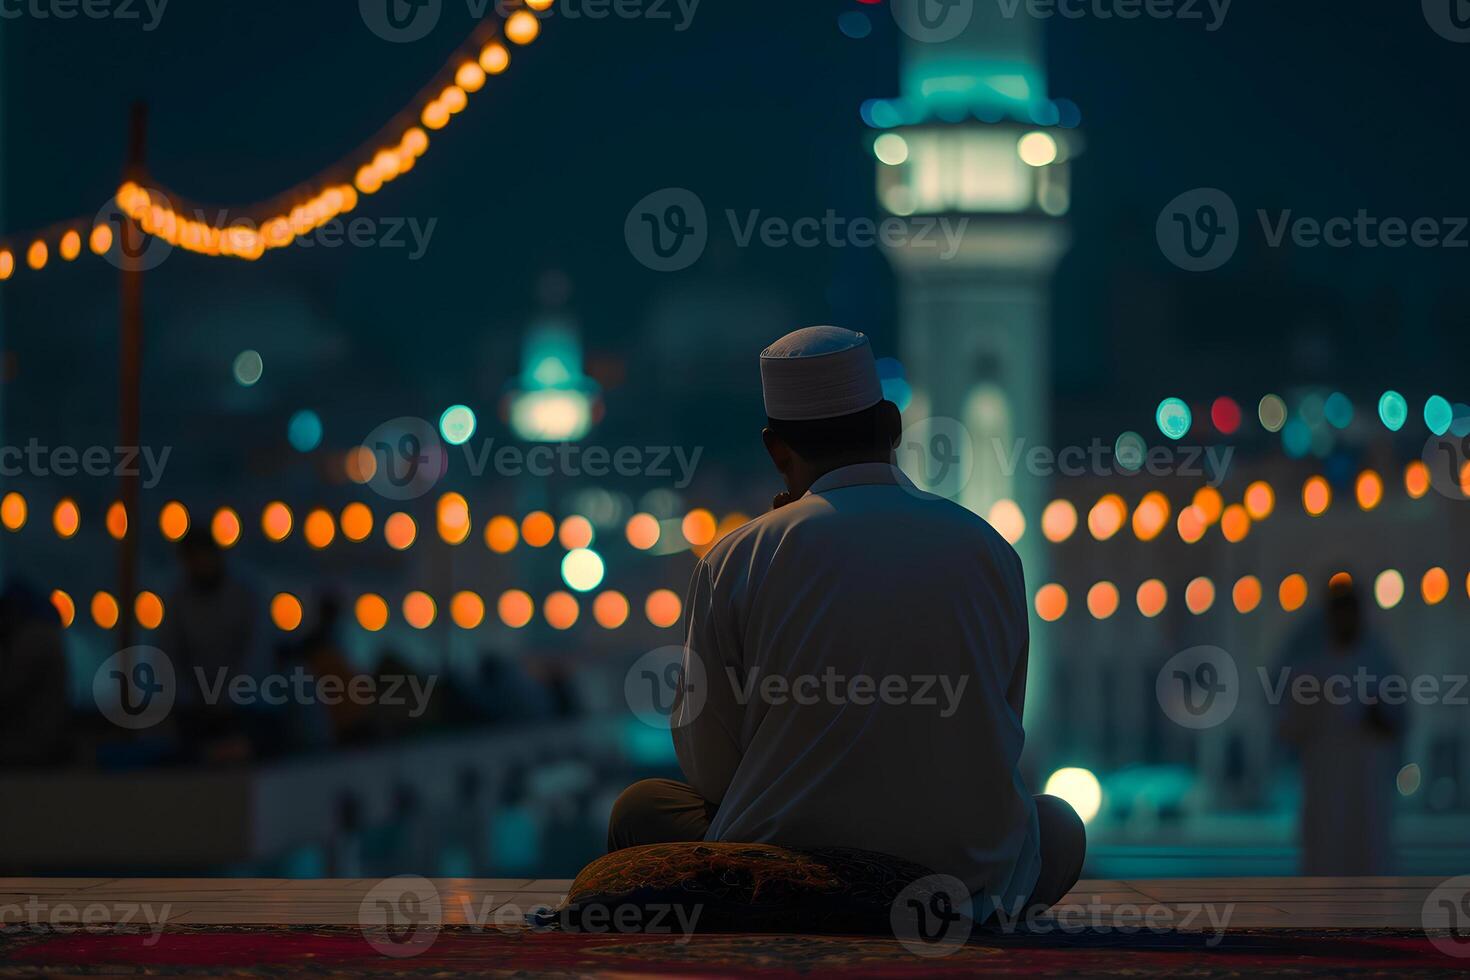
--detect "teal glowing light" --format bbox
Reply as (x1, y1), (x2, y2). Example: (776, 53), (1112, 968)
(1378, 391), (1408, 431)
(1425, 396), (1453, 436)
(232, 350), (263, 386)
(1114, 431), (1145, 472)
(1282, 419), (1311, 458)
(287, 410), (322, 452)
(1324, 392), (1354, 430)
(1155, 398), (1192, 441)
(561, 548), (605, 593)
(439, 405), (477, 446)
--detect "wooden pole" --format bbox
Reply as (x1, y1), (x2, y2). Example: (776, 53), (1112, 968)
(118, 102), (147, 655)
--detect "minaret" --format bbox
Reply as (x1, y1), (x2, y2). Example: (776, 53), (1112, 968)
(874, 5), (1079, 732)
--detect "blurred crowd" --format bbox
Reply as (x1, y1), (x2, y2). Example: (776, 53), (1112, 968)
(0, 528), (581, 770)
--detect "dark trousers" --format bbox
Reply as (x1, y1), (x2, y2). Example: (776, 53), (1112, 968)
(607, 778), (1086, 913)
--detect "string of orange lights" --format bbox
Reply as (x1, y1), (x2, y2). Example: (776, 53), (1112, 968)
(0, 3), (554, 277)
(0, 461), (1449, 552)
(45, 565), (1470, 637)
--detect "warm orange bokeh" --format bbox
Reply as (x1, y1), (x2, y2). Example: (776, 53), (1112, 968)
(645, 589), (683, 628)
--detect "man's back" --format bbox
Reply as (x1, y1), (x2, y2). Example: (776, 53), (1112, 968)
(673, 462), (1038, 907)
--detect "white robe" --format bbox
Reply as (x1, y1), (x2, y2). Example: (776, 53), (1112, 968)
(672, 463), (1038, 915)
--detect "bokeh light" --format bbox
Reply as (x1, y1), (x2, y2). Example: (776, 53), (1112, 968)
(485, 515), (519, 552)
(106, 502), (128, 540)
(498, 590), (535, 628)
(626, 512), (661, 550)
(682, 508), (717, 546)
(1086, 581), (1120, 620)
(1176, 505), (1207, 544)
(1258, 394), (1287, 432)
(403, 591), (437, 629)
(1302, 476), (1331, 516)
(159, 501), (190, 541)
(1210, 396), (1241, 435)
(1425, 395), (1453, 436)
(1185, 576), (1216, 614)
(1192, 487), (1223, 526)
(287, 410), (323, 452)
(1087, 494), (1126, 541)
(341, 502), (374, 542)
(1355, 470), (1384, 511)
(451, 591), (485, 629)
(1131, 492), (1170, 542)
(1040, 500), (1077, 543)
(91, 591), (119, 629)
(271, 593), (303, 631)
(1136, 579), (1167, 618)
(135, 592), (164, 630)
(1422, 567), (1450, 605)
(1, 492), (26, 531)
(1374, 569), (1404, 610)
(50, 590), (75, 628)
(646, 589), (683, 628)
(558, 515), (594, 550)
(1279, 574), (1308, 612)
(986, 498), (1025, 544)
(384, 512), (417, 550)
(593, 591), (630, 629)
(544, 591), (580, 630)
(304, 508), (336, 549)
(1378, 390), (1407, 431)
(1244, 481), (1275, 520)
(437, 493), (471, 545)
(522, 511), (555, 547)
(1035, 584), (1068, 622)
(1220, 504), (1250, 543)
(211, 507), (241, 548)
(1404, 461), (1431, 499)
(439, 405), (477, 446)
(1155, 397), (1192, 440)
(233, 350), (263, 386)
(356, 594), (389, 631)
(262, 502), (293, 541)
(1233, 575), (1262, 614)
(561, 548), (606, 592)
(1043, 768), (1101, 824)
(53, 498), (80, 539)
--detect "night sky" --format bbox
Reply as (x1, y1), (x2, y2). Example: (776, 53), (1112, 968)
(2, 0), (1466, 461)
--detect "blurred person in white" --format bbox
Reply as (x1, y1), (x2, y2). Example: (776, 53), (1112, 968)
(608, 326), (1085, 922)
(1276, 577), (1404, 875)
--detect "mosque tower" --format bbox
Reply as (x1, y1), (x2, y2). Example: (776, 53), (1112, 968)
(872, 4), (1079, 728)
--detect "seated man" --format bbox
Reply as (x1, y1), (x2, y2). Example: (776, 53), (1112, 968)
(609, 325), (1084, 920)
